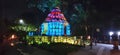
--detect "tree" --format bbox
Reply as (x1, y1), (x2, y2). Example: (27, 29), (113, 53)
(26, 0), (89, 35)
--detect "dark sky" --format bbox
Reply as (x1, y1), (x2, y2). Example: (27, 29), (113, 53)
(93, 0), (120, 11)
(1, 0), (120, 20)
(0, 0), (120, 33)
(89, 0), (120, 20)
(1, 0), (28, 19)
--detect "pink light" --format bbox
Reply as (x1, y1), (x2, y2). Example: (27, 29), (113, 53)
(45, 8), (67, 21)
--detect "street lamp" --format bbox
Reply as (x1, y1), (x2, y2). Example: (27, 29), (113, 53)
(109, 32), (114, 36)
(117, 31), (120, 40)
(117, 31), (120, 36)
(109, 32), (114, 43)
(19, 19), (24, 24)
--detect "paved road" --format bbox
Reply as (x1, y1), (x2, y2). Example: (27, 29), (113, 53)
(1, 41), (120, 55)
(95, 43), (120, 55)
(68, 43), (120, 55)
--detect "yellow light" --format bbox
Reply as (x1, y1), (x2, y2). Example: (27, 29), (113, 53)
(11, 34), (15, 39)
(28, 42), (31, 45)
(64, 21), (68, 26)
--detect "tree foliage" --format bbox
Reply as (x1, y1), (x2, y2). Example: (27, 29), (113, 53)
(11, 24), (37, 32)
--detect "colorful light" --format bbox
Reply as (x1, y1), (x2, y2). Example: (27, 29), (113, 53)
(25, 36), (91, 46)
(40, 8), (71, 36)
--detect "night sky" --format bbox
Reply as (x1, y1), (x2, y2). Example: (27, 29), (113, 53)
(0, 0), (120, 36)
(89, 0), (120, 25)
(1, 0), (28, 19)
(1, 0), (120, 23)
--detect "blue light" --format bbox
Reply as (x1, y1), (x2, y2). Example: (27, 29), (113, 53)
(56, 29), (59, 35)
(52, 29), (55, 35)
(66, 30), (70, 35)
(66, 25), (70, 29)
(53, 24), (55, 28)
(59, 25), (61, 28)
(56, 29), (58, 33)
(28, 32), (34, 36)
(61, 30), (63, 34)
(40, 20), (70, 36)
(46, 31), (48, 35)
(49, 30), (52, 35)
(59, 33), (61, 36)
(59, 29), (61, 33)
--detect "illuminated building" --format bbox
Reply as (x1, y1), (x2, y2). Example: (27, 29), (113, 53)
(40, 7), (71, 36)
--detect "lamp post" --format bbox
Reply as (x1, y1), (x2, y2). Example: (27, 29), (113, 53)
(19, 19), (24, 24)
(109, 32), (114, 43)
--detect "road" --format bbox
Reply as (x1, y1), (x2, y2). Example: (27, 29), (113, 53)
(1, 41), (120, 55)
(95, 43), (120, 55)
(69, 43), (120, 55)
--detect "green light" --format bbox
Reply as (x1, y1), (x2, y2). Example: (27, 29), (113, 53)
(47, 42), (50, 44)
(38, 42), (42, 44)
(26, 36), (29, 39)
(30, 41), (33, 44)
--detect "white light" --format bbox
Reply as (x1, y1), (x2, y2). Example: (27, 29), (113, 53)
(19, 19), (24, 24)
(109, 32), (114, 36)
(96, 28), (100, 32)
(87, 35), (91, 39)
(10, 43), (14, 46)
(117, 31), (120, 36)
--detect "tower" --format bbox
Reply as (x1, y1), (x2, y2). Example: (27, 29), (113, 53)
(40, 7), (70, 36)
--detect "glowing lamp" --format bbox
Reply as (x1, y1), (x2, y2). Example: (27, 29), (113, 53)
(10, 43), (14, 46)
(109, 32), (114, 36)
(87, 35), (91, 39)
(117, 31), (120, 36)
(19, 19), (24, 24)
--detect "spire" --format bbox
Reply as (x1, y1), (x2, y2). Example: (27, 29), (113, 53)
(45, 7), (66, 22)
